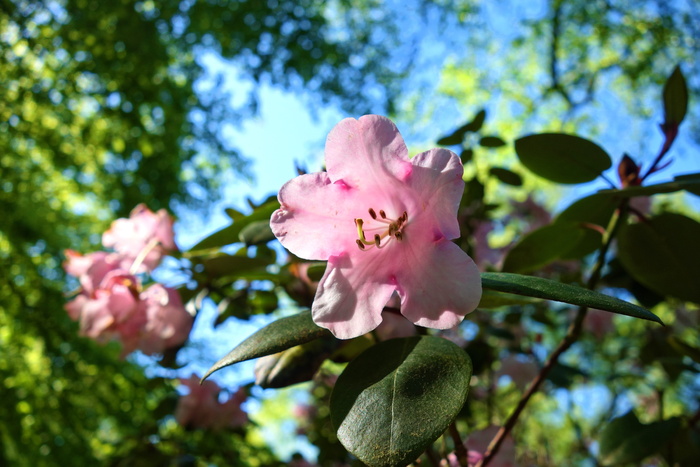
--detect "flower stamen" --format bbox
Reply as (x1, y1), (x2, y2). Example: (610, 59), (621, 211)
(354, 208), (408, 251)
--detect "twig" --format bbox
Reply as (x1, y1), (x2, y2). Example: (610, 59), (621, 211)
(450, 422), (470, 467)
(475, 202), (629, 467)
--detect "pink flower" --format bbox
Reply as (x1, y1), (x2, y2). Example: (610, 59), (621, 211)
(138, 284), (193, 355)
(271, 115), (482, 339)
(102, 204), (177, 272)
(175, 376), (248, 430)
(466, 426), (516, 467)
(63, 250), (121, 295)
(495, 354), (539, 390)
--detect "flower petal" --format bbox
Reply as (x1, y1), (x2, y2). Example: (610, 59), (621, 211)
(325, 115), (413, 189)
(271, 172), (365, 260)
(408, 148), (464, 240)
(311, 252), (396, 339)
(396, 239), (481, 329)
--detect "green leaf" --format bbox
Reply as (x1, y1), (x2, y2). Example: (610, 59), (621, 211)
(238, 220), (276, 245)
(436, 132), (464, 146)
(663, 65), (688, 127)
(188, 200), (280, 251)
(479, 136), (507, 148)
(502, 223), (585, 273)
(460, 148), (474, 163)
(481, 272), (662, 323)
(254, 338), (339, 389)
(599, 411), (681, 465)
(596, 173), (700, 198)
(489, 167), (523, 186)
(477, 289), (537, 309)
(674, 172), (700, 197)
(617, 213), (700, 303)
(515, 133), (612, 184)
(554, 193), (619, 258)
(436, 109), (487, 146)
(330, 336), (472, 467)
(202, 311), (331, 380)
(462, 109), (487, 133)
(200, 254), (270, 279)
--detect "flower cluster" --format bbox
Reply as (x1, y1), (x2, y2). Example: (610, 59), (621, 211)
(175, 375), (248, 430)
(63, 204), (192, 356)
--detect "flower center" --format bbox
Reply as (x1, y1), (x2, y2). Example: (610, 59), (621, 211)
(354, 208), (408, 251)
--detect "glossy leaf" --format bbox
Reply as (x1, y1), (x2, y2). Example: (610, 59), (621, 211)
(596, 173), (700, 198)
(480, 136), (507, 148)
(555, 193), (618, 258)
(478, 290), (537, 309)
(202, 311), (331, 380)
(239, 220), (276, 245)
(663, 65), (688, 126)
(330, 336), (472, 467)
(200, 254), (270, 278)
(502, 223), (585, 273)
(189, 200), (280, 251)
(489, 167), (523, 186)
(254, 338), (339, 389)
(599, 411), (681, 465)
(481, 273), (662, 323)
(515, 133), (612, 184)
(617, 213), (700, 303)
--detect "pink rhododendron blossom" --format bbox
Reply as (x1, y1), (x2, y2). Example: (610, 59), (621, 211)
(138, 284), (193, 355)
(175, 375), (248, 430)
(495, 354), (539, 390)
(443, 450), (484, 467)
(466, 425), (516, 467)
(102, 203), (177, 272)
(65, 269), (146, 351)
(271, 115), (482, 339)
(63, 250), (121, 295)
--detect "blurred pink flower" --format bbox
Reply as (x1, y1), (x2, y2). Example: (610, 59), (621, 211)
(175, 376), (248, 430)
(271, 115), (481, 339)
(466, 425), (516, 467)
(64, 269), (146, 352)
(63, 250), (121, 295)
(102, 203), (177, 272)
(443, 450), (484, 467)
(138, 284), (193, 355)
(495, 354), (539, 390)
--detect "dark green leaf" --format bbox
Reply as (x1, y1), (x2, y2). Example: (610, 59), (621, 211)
(188, 200), (280, 251)
(479, 136), (507, 148)
(596, 174), (700, 198)
(599, 411), (681, 465)
(481, 272), (662, 323)
(515, 133), (612, 184)
(546, 363), (586, 388)
(200, 254), (270, 279)
(436, 133), (464, 146)
(617, 213), (700, 303)
(502, 223), (585, 273)
(663, 65), (688, 126)
(674, 172), (700, 197)
(489, 167), (523, 186)
(202, 311), (331, 380)
(306, 262), (327, 281)
(330, 336), (472, 467)
(254, 338), (339, 389)
(460, 148), (474, 163)
(478, 290), (537, 309)
(555, 193), (619, 258)
(238, 220), (276, 245)
(462, 109), (487, 133)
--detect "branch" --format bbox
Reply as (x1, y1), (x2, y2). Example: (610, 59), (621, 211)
(475, 203), (629, 467)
